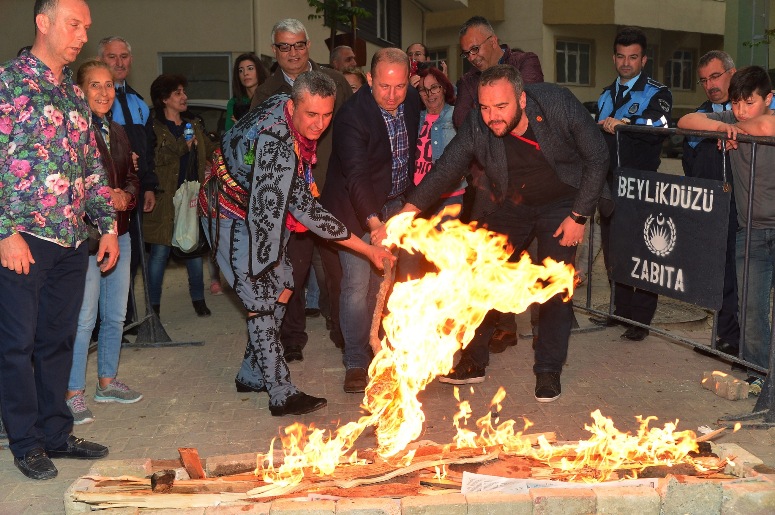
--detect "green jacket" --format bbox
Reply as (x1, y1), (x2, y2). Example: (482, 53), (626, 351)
(143, 117), (217, 245)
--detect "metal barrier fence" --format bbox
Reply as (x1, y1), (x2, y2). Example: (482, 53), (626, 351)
(575, 124), (774, 428)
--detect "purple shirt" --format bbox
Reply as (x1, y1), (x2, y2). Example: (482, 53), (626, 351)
(0, 51), (116, 247)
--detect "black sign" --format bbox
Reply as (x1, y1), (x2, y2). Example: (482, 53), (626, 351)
(610, 168), (731, 310)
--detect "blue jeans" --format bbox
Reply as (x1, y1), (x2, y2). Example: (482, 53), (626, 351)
(68, 233), (132, 391)
(339, 233), (382, 370)
(147, 243), (204, 306)
(463, 198), (577, 374)
(306, 266), (320, 310)
(736, 228), (775, 370)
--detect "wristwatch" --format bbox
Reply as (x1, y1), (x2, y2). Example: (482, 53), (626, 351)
(570, 213), (588, 225)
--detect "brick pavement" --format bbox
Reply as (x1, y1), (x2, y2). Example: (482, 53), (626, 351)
(1, 253), (773, 513)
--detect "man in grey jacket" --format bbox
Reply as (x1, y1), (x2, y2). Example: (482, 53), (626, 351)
(401, 65), (610, 402)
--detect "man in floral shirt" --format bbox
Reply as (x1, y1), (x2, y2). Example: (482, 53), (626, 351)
(0, 0), (118, 480)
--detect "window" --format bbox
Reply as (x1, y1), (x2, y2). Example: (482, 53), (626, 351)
(159, 53), (231, 99)
(555, 40), (591, 85)
(643, 46), (657, 80)
(357, 0), (401, 46)
(427, 49), (447, 71)
(664, 50), (694, 91)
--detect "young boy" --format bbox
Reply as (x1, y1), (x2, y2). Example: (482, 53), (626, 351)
(678, 66), (774, 394)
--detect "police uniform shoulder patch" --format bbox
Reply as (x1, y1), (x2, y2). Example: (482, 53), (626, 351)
(628, 103), (639, 114)
(659, 99), (670, 112)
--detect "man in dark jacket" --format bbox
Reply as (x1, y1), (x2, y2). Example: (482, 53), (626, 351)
(251, 18), (353, 362)
(320, 48), (422, 394)
(453, 16), (544, 129)
(592, 27), (672, 341)
(682, 50), (739, 355)
(401, 65), (610, 402)
(454, 16), (545, 353)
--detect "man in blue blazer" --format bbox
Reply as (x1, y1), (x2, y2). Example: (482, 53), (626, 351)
(321, 47), (422, 394)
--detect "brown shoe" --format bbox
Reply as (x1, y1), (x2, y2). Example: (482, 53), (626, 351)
(343, 368), (369, 393)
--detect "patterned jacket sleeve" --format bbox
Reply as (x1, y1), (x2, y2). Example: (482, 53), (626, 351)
(287, 173), (350, 241)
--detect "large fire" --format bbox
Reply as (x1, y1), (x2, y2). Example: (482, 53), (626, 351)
(254, 209), (704, 486)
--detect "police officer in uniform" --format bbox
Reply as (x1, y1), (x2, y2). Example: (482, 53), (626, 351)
(682, 50), (740, 356)
(592, 26), (672, 341)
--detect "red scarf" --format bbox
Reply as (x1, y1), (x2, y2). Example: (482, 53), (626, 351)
(283, 101), (318, 233)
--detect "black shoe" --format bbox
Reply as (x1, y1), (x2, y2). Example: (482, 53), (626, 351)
(621, 326), (649, 341)
(269, 392), (327, 416)
(716, 339), (740, 356)
(343, 367), (369, 393)
(284, 349), (304, 362)
(14, 448), (57, 480)
(192, 300), (211, 317)
(588, 316), (620, 327)
(46, 435), (108, 460)
(235, 378), (267, 393)
(489, 329), (518, 354)
(438, 356), (485, 385)
(305, 308), (321, 318)
(535, 372), (562, 402)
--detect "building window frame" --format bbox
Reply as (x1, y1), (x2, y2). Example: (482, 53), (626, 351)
(158, 52), (232, 100)
(664, 49), (695, 91)
(555, 39), (593, 86)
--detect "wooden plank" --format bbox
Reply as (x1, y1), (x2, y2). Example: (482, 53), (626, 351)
(178, 448), (206, 479)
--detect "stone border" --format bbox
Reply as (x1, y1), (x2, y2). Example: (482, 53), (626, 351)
(64, 443), (775, 514)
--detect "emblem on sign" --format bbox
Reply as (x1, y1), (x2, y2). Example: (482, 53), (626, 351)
(643, 213), (676, 257)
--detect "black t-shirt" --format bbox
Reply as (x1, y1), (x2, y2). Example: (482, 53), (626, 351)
(503, 125), (576, 206)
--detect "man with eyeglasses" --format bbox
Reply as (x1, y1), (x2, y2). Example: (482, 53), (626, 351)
(590, 26), (672, 342)
(453, 16), (543, 129)
(453, 16), (544, 359)
(682, 50), (739, 357)
(251, 18), (353, 364)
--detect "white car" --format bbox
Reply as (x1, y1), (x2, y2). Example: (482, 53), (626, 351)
(186, 99), (229, 142)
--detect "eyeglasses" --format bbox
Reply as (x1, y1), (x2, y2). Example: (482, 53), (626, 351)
(418, 84), (443, 96)
(697, 69), (731, 86)
(407, 51), (426, 58)
(272, 41), (308, 52)
(460, 35), (493, 59)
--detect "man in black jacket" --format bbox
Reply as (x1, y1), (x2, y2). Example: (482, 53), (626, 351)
(320, 47), (422, 394)
(401, 65), (610, 402)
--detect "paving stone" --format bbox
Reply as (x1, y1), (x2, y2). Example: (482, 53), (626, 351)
(530, 487), (596, 514)
(594, 486), (660, 514)
(465, 492), (532, 515)
(401, 493), (467, 515)
(714, 443), (765, 478)
(269, 499), (336, 515)
(335, 498), (400, 515)
(721, 479), (775, 515)
(658, 475), (722, 515)
(701, 371), (749, 400)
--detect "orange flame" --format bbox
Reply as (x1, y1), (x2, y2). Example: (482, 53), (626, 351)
(253, 209), (703, 485)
